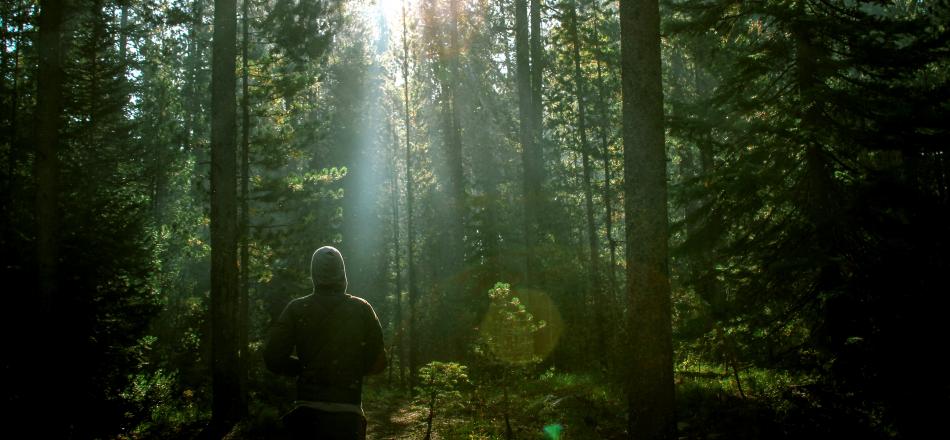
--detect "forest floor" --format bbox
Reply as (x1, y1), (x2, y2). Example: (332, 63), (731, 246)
(358, 371), (630, 440)
(363, 388), (429, 440)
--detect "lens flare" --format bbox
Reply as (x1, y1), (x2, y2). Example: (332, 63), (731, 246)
(479, 287), (563, 364)
(543, 423), (563, 439)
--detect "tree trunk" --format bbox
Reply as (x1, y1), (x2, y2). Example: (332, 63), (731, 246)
(188, 0), (202, 150)
(403, 0), (418, 391)
(1, 4), (9, 163)
(530, 0), (544, 177)
(595, 57), (618, 299)
(211, 0), (242, 434)
(35, 0), (64, 320)
(389, 117), (403, 385)
(12, 0), (24, 180)
(515, 0), (538, 284)
(567, 0), (604, 365)
(2, 0), (21, 203)
(238, 0), (251, 415)
(33, 1), (64, 435)
(619, 0), (675, 438)
(119, 2), (128, 62)
(445, 0), (465, 276)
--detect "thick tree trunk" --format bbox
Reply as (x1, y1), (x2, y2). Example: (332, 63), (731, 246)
(211, 0), (242, 434)
(33, 1), (64, 435)
(515, 0), (538, 284)
(35, 0), (63, 319)
(619, 0), (675, 439)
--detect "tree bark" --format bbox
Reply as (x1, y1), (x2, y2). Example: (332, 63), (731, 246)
(211, 0), (242, 434)
(388, 117), (403, 385)
(568, 1), (597, 282)
(530, 0), (544, 176)
(619, 0), (675, 438)
(188, 0), (202, 150)
(33, 1), (64, 435)
(35, 0), (64, 319)
(515, 0), (538, 284)
(595, 57), (618, 299)
(567, 0), (604, 365)
(403, 0), (418, 391)
(2, 0), (22, 205)
(238, 0), (251, 414)
(119, 2), (128, 62)
(444, 0), (465, 275)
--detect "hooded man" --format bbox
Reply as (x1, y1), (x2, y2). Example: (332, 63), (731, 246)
(264, 246), (386, 440)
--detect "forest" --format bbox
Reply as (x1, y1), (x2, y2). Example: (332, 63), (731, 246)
(2, 0), (949, 439)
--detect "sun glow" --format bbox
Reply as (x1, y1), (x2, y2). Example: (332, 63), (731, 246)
(376, 0), (415, 29)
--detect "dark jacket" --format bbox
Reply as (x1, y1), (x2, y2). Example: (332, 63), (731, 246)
(263, 246), (386, 405)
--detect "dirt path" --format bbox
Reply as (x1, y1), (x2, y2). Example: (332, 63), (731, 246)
(363, 390), (428, 440)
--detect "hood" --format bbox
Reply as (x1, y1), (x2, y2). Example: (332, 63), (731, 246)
(310, 246), (348, 295)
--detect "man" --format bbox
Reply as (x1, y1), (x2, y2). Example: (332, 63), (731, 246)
(264, 246), (387, 440)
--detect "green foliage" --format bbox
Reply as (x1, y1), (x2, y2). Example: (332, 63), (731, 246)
(416, 361), (470, 404)
(478, 282), (547, 365)
(666, 0), (950, 437)
(0, 0), (168, 436)
(416, 361), (470, 439)
(3, 0), (948, 437)
(120, 368), (207, 438)
(437, 368), (627, 439)
(263, 0), (341, 64)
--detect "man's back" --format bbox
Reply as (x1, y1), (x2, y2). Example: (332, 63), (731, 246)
(264, 292), (385, 405)
(262, 245), (385, 439)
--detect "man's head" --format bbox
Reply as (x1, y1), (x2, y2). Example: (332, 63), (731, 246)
(311, 246), (347, 295)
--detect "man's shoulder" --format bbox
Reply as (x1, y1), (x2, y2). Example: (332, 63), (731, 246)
(284, 294), (319, 313)
(288, 294), (315, 307)
(344, 295), (381, 328)
(288, 293), (374, 316)
(344, 294), (374, 309)
(345, 294), (381, 319)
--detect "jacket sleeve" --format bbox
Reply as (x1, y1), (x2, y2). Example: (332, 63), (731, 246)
(363, 302), (387, 375)
(263, 301), (302, 376)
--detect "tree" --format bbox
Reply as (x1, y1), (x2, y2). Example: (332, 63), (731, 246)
(667, 1), (950, 436)
(529, 0), (544, 197)
(2, 1), (162, 435)
(35, 0), (64, 334)
(403, 0), (420, 390)
(423, 0), (468, 358)
(564, 0), (604, 363)
(529, 0), (544, 230)
(239, 0), (252, 411)
(387, 116), (404, 385)
(32, 2), (64, 434)
(515, 0), (538, 283)
(444, 0), (465, 277)
(416, 361), (469, 440)
(210, 0), (243, 434)
(477, 282), (547, 439)
(619, 0), (674, 439)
